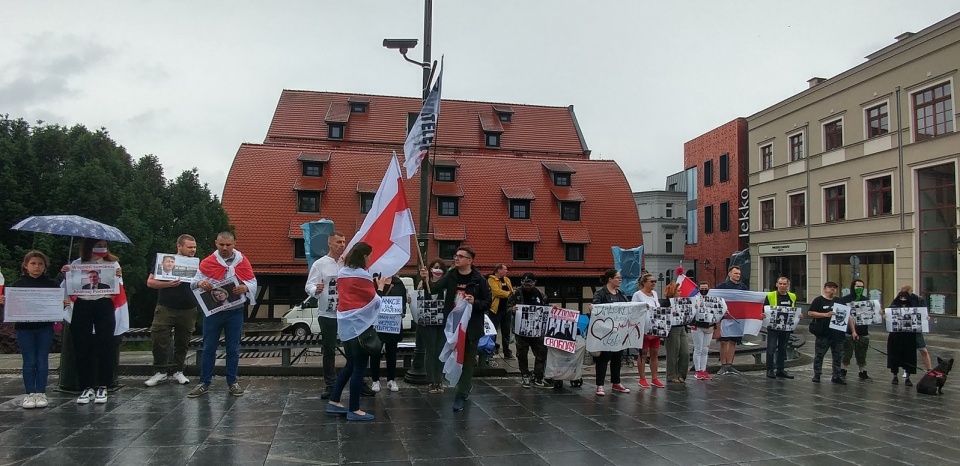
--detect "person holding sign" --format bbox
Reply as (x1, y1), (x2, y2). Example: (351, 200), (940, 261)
(763, 277), (798, 380)
(144, 235), (199, 388)
(808, 281), (856, 384)
(592, 269), (632, 396)
(62, 239), (123, 405)
(304, 231), (349, 399)
(840, 279), (872, 381)
(369, 274), (407, 393)
(691, 281), (714, 381)
(0, 251), (69, 409)
(508, 272), (549, 389)
(632, 273), (663, 389)
(418, 258), (449, 394)
(887, 290), (921, 386)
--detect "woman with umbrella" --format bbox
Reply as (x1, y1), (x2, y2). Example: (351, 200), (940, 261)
(62, 238), (123, 405)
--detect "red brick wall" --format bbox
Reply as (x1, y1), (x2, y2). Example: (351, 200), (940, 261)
(683, 118), (748, 286)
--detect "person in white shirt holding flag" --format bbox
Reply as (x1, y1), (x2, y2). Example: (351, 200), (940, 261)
(325, 242), (391, 421)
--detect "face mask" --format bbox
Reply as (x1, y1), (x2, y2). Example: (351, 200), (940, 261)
(854, 287), (864, 298)
(92, 247), (108, 258)
(431, 268), (443, 277)
(699, 288), (709, 295)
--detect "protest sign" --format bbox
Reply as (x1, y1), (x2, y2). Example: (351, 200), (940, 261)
(697, 296), (727, 325)
(415, 290), (445, 326)
(483, 314), (498, 336)
(850, 300), (883, 326)
(374, 296), (403, 334)
(3, 288), (65, 322)
(885, 307), (929, 333)
(515, 304), (549, 337)
(193, 276), (245, 316)
(586, 302), (649, 352)
(670, 297), (699, 326)
(544, 307), (579, 353)
(153, 253), (200, 283)
(829, 303), (851, 332)
(648, 305), (670, 338)
(763, 306), (802, 332)
(66, 263), (119, 296)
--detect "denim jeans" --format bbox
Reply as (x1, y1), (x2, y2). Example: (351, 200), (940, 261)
(200, 308), (244, 386)
(766, 329), (791, 372)
(331, 337), (368, 412)
(17, 326), (55, 393)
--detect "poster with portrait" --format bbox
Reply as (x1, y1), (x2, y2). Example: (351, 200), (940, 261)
(193, 276), (245, 316)
(885, 307), (929, 333)
(829, 303), (851, 332)
(153, 253), (200, 283)
(850, 300), (883, 326)
(515, 305), (550, 338)
(415, 290), (445, 326)
(544, 307), (579, 353)
(374, 296), (403, 334)
(586, 302), (650, 352)
(763, 306), (803, 332)
(648, 305), (671, 338)
(66, 263), (120, 296)
(669, 297), (699, 326)
(696, 296), (727, 325)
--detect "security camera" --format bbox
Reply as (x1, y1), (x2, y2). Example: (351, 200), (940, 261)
(382, 39), (419, 51)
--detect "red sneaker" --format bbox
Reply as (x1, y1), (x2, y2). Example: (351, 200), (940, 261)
(638, 379), (650, 388)
(694, 371), (705, 380)
(595, 386), (605, 396)
(703, 372), (713, 380)
(651, 379), (665, 388)
(611, 383), (631, 393)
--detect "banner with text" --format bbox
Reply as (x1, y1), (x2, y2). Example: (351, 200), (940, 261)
(586, 302), (650, 352)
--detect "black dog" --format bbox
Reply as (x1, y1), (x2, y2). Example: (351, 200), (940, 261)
(916, 357), (954, 395)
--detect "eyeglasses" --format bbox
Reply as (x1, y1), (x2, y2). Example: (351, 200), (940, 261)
(454, 254), (472, 259)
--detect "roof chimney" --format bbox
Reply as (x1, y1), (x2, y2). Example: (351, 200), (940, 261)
(807, 77), (826, 88)
(894, 32), (914, 41)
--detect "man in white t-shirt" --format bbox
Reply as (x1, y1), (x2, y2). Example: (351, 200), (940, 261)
(305, 232), (348, 399)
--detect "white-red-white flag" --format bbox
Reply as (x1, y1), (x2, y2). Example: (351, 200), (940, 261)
(440, 299), (472, 386)
(343, 153), (416, 278)
(111, 279), (130, 335)
(708, 289), (768, 336)
(403, 63), (443, 179)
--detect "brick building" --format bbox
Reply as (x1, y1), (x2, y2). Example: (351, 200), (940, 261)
(682, 118), (749, 286)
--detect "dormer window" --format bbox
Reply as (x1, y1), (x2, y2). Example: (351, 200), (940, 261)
(485, 132), (501, 148)
(493, 105), (514, 123)
(435, 166), (456, 182)
(553, 173), (571, 186)
(303, 162), (323, 177)
(328, 124), (344, 140)
(350, 102), (367, 113)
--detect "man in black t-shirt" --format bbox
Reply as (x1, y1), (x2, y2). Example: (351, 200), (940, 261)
(808, 281), (857, 384)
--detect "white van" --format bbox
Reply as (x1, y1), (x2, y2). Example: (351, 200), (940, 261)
(283, 276), (415, 337)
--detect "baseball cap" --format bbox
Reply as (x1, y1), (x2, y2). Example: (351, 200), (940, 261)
(521, 272), (536, 284)
(824, 281), (839, 288)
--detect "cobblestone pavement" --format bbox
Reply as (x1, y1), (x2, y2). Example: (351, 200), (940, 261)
(0, 345), (957, 465)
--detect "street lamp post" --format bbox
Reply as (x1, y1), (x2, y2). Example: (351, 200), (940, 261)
(385, 0), (433, 385)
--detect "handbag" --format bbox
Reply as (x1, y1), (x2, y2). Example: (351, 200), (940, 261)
(357, 326), (383, 355)
(808, 318), (827, 337)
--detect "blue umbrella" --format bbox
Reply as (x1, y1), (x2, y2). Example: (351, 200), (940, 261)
(11, 215), (132, 244)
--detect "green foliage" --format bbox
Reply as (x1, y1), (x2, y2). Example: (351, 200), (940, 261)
(0, 115), (232, 327)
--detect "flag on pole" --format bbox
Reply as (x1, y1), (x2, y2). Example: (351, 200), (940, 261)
(676, 274), (700, 298)
(707, 289), (768, 336)
(440, 298), (472, 386)
(403, 62), (443, 179)
(342, 153), (417, 278)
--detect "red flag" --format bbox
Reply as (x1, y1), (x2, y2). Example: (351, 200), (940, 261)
(676, 274), (699, 298)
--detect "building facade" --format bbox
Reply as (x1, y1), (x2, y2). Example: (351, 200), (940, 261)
(683, 118), (750, 287)
(634, 175), (689, 289)
(747, 13), (960, 322)
(222, 91), (643, 319)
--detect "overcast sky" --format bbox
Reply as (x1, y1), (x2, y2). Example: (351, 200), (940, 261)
(4, 1), (959, 198)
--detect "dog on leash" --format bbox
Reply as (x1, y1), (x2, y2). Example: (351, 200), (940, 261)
(916, 357), (954, 395)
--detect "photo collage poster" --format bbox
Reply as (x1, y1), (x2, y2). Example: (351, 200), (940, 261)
(515, 304), (550, 338)
(763, 306), (802, 332)
(544, 307), (579, 353)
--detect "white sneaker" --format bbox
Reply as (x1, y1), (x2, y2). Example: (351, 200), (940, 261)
(172, 372), (190, 385)
(371, 381), (381, 393)
(22, 394), (36, 409)
(94, 388), (108, 404)
(144, 372), (168, 387)
(34, 393), (48, 408)
(77, 388), (95, 404)
(387, 380), (399, 392)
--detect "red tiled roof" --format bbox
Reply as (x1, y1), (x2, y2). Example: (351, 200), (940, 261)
(433, 220), (466, 240)
(288, 221), (303, 239)
(265, 90), (588, 156)
(431, 184), (464, 197)
(542, 161), (577, 173)
(506, 223), (541, 242)
(502, 186), (536, 200)
(551, 187), (585, 202)
(293, 177), (327, 191)
(432, 158), (460, 167)
(558, 226), (591, 244)
(356, 181), (379, 193)
(297, 151), (331, 162)
(478, 113), (504, 133)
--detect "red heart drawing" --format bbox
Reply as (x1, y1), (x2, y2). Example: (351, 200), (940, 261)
(590, 317), (615, 341)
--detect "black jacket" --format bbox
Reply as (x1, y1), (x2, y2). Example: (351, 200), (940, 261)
(432, 267), (492, 340)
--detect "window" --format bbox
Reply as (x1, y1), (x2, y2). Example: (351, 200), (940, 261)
(328, 124), (344, 140)
(761, 144), (773, 170)
(302, 162), (323, 177)
(866, 103), (889, 138)
(917, 163), (958, 315)
(497, 112), (512, 123)
(789, 133), (804, 161)
(668, 183), (677, 192)
(790, 193), (805, 227)
(719, 153), (729, 182)
(298, 192), (320, 213)
(435, 166), (456, 182)
(513, 242), (535, 261)
(824, 185), (846, 222)
(485, 132), (501, 148)
(665, 233), (674, 254)
(913, 82), (954, 141)
(761, 199), (774, 230)
(293, 239), (306, 259)
(438, 241), (460, 260)
(553, 173), (571, 186)
(867, 176), (893, 217)
(350, 103), (367, 113)
(510, 200), (531, 219)
(665, 203), (673, 218)
(719, 202), (730, 232)
(704, 205), (714, 233)
(703, 160), (713, 186)
(560, 202), (581, 221)
(360, 193), (375, 214)
(565, 244), (584, 261)
(438, 197), (459, 217)
(824, 119), (843, 151)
